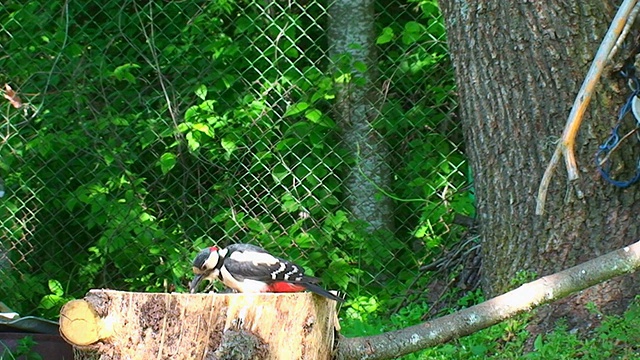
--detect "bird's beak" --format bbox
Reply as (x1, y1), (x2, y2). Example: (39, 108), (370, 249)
(190, 274), (204, 294)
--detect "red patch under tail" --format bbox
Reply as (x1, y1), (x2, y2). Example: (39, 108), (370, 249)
(266, 282), (306, 293)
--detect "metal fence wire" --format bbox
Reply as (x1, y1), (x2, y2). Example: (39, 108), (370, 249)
(0, 0), (476, 318)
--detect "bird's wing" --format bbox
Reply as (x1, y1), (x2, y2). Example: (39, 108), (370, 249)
(224, 246), (318, 283)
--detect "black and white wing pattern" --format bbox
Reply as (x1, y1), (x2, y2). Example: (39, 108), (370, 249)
(223, 243), (318, 284)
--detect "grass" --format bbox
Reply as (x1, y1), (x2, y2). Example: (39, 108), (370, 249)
(340, 295), (640, 359)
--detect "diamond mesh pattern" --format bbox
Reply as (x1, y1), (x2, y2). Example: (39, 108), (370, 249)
(0, 0), (474, 318)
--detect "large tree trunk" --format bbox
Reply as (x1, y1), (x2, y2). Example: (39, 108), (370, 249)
(328, 0), (395, 234)
(440, 0), (640, 332)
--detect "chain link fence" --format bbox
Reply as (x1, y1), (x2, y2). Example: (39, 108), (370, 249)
(0, 0), (475, 319)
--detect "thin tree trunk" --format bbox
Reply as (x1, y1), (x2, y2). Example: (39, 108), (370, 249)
(440, 0), (640, 332)
(328, 0), (395, 234)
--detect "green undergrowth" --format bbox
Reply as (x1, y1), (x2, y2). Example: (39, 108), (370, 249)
(340, 295), (640, 359)
(0, 336), (42, 360)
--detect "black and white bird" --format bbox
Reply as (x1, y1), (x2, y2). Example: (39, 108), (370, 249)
(189, 243), (343, 302)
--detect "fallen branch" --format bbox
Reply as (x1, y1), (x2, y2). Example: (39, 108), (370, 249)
(335, 239), (640, 360)
(536, 0), (638, 215)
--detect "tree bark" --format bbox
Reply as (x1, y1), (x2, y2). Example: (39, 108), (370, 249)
(59, 290), (338, 360)
(328, 0), (395, 234)
(439, 0), (640, 332)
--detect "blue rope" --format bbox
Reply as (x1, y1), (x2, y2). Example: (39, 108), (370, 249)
(596, 73), (640, 188)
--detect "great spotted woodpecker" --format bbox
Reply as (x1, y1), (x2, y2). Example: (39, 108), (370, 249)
(189, 243), (343, 302)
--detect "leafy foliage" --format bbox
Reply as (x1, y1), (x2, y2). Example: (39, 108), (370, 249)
(0, 0), (469, 322)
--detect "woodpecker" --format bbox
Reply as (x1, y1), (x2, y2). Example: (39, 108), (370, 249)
(189, 243), (343, 302)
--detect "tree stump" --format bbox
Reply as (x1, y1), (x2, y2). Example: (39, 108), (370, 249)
(59, 289), (339, 359)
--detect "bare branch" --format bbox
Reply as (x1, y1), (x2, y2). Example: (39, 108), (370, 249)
(535, 0), (638, 215)
(608, 1), (640, 63)
(336, 239), (640, 360)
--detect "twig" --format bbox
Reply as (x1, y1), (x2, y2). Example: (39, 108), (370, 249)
(536, 0), (639, 215)
(135, 3), (178, 127)
(597, 127), (639, 166)
(609, 1), (640, 63)
(29, 0), (70, 120)
(392, 235), (480, 315)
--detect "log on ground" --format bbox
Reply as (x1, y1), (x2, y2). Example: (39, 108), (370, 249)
(59, 289), (339, 360)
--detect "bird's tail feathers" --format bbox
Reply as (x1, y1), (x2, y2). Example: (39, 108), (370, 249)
(300, 275), (321, 284)
(302, 283), (345, 302)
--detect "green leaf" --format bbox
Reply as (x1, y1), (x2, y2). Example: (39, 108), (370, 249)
(198, 99), (216, 112)
(184, 106), (199, 122)
(112, 63), (140, 84)
(285, 47), (299, 58)
(186, 132), (200, 151)
(325, 210), (349, 229)
(221, 137), (237, 158)
(235, 15), (254, 34)
(48, 279), (64, 296)
(111, 117), (129, 126)
(284, 102), (309, 117)
(309, 131), (323, 149)
(192, 123), (214, 138)
(103, 153), (114, 166)
(158, 153), (177, 174)
(376, 27), (394, 44)
(305, 109), (322, 123)
(281, 193), (299, 213)
(246, 218), (270, 233)
(294, 233), (314, 248)
(327, 258), (351, 288)
(275, 138), (297, 152)
(318, 116), (336, 128)
(139, 212), (155, 222)
(405, 21), (423, 33)
(272, 164), (289, 183)
(353, 61), (367, 73)
(149, 246), (161, 255)
(40, 294), (63, 310)
(335, 73), (351, 84)
(470, 345), (488, 356)
(195, 84), (207, 100)
(402, 21), (425, 45)
(533, 334), (544, 350)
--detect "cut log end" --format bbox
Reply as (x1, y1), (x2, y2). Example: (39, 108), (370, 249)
(59, 299), (112, 346)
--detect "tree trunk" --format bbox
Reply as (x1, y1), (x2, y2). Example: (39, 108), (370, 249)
(440, 0), (640, 332)
(59, 290), (338, 360)
(328, 0), (395, 234)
